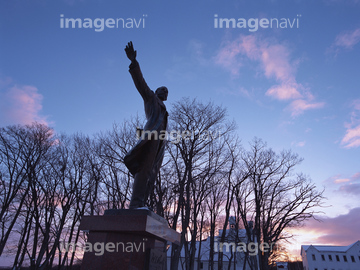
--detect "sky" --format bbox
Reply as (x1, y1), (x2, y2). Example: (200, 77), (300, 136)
(1, 0), (360, 262)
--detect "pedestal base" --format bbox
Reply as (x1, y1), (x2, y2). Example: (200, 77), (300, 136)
(79, 209), (180, 270)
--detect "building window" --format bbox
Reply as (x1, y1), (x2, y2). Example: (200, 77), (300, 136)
(312, 254), (316, 261)
(321, 254), (325, 261)
(343, 255), (347, 262)
(336, 255), (340, 261)
(328, 254), (332, 261)
(351, 255), (355, 262)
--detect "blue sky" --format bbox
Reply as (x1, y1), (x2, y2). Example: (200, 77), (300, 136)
(1, 0), (360, 259)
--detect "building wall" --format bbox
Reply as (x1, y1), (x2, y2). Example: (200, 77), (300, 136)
(302, 241), (360, 270)
(301, 247), (309, 270)
(166, 258), (247, 270)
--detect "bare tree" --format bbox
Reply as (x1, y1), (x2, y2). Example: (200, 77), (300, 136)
(216, 138), (242, 270)
(0, 121), (135, 269)
(0, 124), (54, 258)
(206, 175), (226, 270)
(96, 119), (140, 210)
(167, 98), (236, 270)
(0, 125), (31, 256)
(234, 138), (324, 270)
(0, 123), (56, 269)
(56, 134), (97, 269)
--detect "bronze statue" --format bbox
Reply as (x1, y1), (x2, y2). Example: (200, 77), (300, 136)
(124, 41), (169, 209)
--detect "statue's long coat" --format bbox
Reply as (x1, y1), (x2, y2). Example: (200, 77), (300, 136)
(124, 60), (168, 182)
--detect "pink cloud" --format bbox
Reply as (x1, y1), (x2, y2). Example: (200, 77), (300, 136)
(334, 178), (350, 184)
(341, 99), (360, 148)
(352, 99), (360, 110)
(334, 28), (360, 49)
(341, 125), (360, 148)
(266, 84), (302, 100)
(214, 42), (244, 76)
(291, 141), (306, 147)
(302, 207), (360, 245)
(328, 28), (360, 56)
(297, 141), (306, 147)
(333, 171), (360, 195)
(0, 82), (48, 126)
(215, 35), (324, 116)
(214, 35), (260, 76)
(339, 173), (360, 196)
(237, 35), (260, 58)
(215, 35), (294, 82)
(260, 44), (294, 82)
(286, 99), (325, 116)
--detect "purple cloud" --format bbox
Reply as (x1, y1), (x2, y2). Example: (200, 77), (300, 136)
(304, 207), (360, 245)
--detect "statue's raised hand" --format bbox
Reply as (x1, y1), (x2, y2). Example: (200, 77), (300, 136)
(125, 41), (137, 62)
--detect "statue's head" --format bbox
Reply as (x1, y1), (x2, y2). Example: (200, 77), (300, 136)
(155, 86), (168, 101)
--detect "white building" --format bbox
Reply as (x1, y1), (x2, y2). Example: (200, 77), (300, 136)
(301, 240), (360, 270)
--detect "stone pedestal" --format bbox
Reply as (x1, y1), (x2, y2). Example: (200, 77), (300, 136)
(79, 209), (180, 270)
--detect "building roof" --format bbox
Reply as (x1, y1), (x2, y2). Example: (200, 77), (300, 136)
(301, 240), (360, 253)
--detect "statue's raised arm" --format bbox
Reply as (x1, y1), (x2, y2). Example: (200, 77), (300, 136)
(124, 41), (155, 102)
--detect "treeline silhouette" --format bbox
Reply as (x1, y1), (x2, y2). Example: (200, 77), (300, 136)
(0, 98), (323, 270)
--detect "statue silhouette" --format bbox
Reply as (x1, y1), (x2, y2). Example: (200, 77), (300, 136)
(124, 41), (168, 209)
